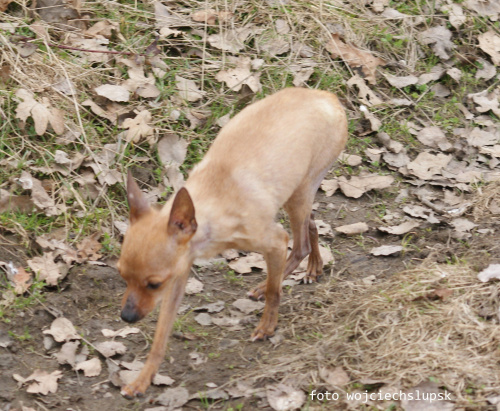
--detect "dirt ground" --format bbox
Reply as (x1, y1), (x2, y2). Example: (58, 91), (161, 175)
(1, 186), (499, 411)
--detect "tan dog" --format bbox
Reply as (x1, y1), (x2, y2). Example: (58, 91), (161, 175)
(117, 88), (348, 397)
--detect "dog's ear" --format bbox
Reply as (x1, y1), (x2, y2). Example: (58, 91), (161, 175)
(168, 188), (197, 240)
(127, 170), (151, 224)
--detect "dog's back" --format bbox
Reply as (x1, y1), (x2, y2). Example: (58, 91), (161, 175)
(186, 88), (347, 215)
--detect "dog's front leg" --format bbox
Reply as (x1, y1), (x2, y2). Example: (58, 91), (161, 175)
(121, 275), (188, 398)
(251, 227), (288, 341)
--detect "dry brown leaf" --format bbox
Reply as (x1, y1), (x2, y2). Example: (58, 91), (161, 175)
(14, 370), (63, 395)
(478, 31), (500, 65)
(95, 341), (127, 357)
(122, 110), (155, 144)
(15, 89), (65, 136)
(335, 222), (369, 235)
(326, 34), (385, 84)
(338, 174), (394, 198)
(477, 264), (500, 282)
(55, 341), (80, 366)
(228, 252), (266, 274)
(11, 266), (32, 294)
(420, 25), (455, 60)
(467, 127), (498, 147)
(370, 245), (402, 256)
(208, 26), (257, 53)
(401, 382), (454, 411)
(416, 127), (452, 151)
(192, 9), (217, 24)
(384, 73), (418, 88)
(43, 317), (81, 342)
(101, 326), (140, 339)
(418, 65), (446, 84)
(232, 299), (264, 314)
(406, 152), (452, 180)
(75, 357), (102, 377)
(0, 190), (34, 214)
(216, 60), (262, 93)
(469, 89), (500, 116)
(360, 105), (381, 131)
(156, 386), (190, 409)
(158, 133), (188, 168)
(476, 58), (497, 80)
(266, 383), (305, 411)
(347, 75), (383, 106)
(27, 252), (67, 285)
(176, 75), (206, 102)
(403, 204), (440, 224)
(378, 221), (420, 235)
(154, 1), (188, 28)
(77, 233), (102, 262)
(319, 366), (350, 387)
(17, 171), (63, 216)
(320, 179), (340, 197)
(441, 3), (466, 28)
(338, 152), (362, 166)
(185, 277), (204, 295)
(85, 20), (119, 39)
(465, 0), (500, 21)
(315, 219), (333, 236)
(32, 0), (85, 30)
(194, 313), (213, 326)
(0, 0), (13, 12)
(95, 84), (130, 102)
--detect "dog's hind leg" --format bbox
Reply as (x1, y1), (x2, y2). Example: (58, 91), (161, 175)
(248, 184), (316, 300)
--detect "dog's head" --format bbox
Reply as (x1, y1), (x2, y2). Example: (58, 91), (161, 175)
(117, 172), (197, 323)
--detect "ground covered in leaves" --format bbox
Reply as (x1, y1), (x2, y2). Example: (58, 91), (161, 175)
(1, 0), (500, 410)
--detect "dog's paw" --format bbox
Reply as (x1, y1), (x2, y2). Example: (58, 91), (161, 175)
(121, 380), (149, 399)
(247, 281), (266, 301)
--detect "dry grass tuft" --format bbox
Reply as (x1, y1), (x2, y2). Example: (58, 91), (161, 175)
(257, 261), (500, 406)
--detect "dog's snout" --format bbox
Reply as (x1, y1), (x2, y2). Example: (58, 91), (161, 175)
(121, 295), (142, 323)
(121, 308), (141, 323)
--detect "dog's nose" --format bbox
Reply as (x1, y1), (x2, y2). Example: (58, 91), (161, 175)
(121, 309), (141, 323)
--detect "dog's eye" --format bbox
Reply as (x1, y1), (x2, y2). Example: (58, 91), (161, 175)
(146, 282), (162, 290)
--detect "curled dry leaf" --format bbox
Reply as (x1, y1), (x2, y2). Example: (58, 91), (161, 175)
(194, 300), (225, 313)
(101, 326), (140, 339)
(13, 370), (63, 396)
(441, 3), (466, 28)
(326, 34), (385, 84)
(17, 171), (63, 216)
(122, 110), (155, 144)
(232, 298), (264, 314)
(419, 25), (455, 60)
(55, 341), (80, 366)
(370, 245), (403, 256)
(216, 58), (262, 93)
(321, 179), (340, 197)
(185, 277), (204, 295)
(266, 383), (306, 411)
(15, 89), (65, 135)
(478, 31), (500, 65)
(477, 264), (500, 282)
(43, 317), (81, 342)
(406, 152), (452, 180)
(465, 0), (500, 21)
(208, 26), (257, 53)
(194, 313), (213, 326)
(95, 341), (127, 357)
(12, 266), (32, 294)
(347, 75), (383, 106)
(155, 386), (190, 409)
(468, 90), (500, 117)
(338, 174), (394, 198)
(158, 132), (188, 166)
(176, 75), (206, 102)
(228, 252), (266, 274)
(416, 127), (452, 151)
(95, 84), (130, 102)
(319, 366), (350, 387)
(378, 221), (420, 235)
(75, 357), (102, 377)
(384, 73), (418, 88)
(27, 252), (67, 285)
(476, 58), (497, 80)
(335, 222), (369, 235)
